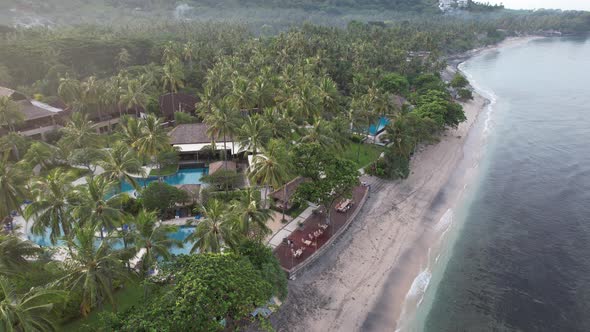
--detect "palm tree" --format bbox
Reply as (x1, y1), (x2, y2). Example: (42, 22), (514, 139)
(119, 78), (149, 117)
(23, 141), (55, 171)
(126, 210), (181, 277)
(0, 132), (28, 161)
(0, 96), (25, 133)
(182, 41), (195, 70)
(231, 189), (271, 241)
(161, 59), (185, 114)
(134, 115), (169, 162)
(248, 145), (288, 207)
(261, 107), (296, 140)
(228, 76), (254, 112)
(58, 225), (129, 317)
(117, 115), (142, 149)
(72, 176), (123, 239)
(237, 115), (270, 156)
(0, 153), (27, 232)
(57, 74), (82, 111)
(59, 113), (99, 150)
(99, 144), (143, 193)
(25, 169), (76, 245)
(202, 104), (239, 164)
(0, 276), (63, 332)
(318, 77), (340, 116)
(300, 117), (340, 150)
(251, 70), (275, 110)
(186, 199), (236, 253)
(80, 76), (103, 120)
(0, 235), (43, 276)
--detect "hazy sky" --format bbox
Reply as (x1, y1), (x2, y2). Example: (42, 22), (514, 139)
(490, 0), (590, 11)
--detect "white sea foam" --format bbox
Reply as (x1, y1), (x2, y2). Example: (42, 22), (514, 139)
(458, 62), (497, 137)
(405, 269), (432, 307)
(433, 208), (453, 234)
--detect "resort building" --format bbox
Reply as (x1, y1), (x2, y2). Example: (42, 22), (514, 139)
(270, 176), (310, 210)
(0, 86), (67, 140)
(168, 123), (241, 165)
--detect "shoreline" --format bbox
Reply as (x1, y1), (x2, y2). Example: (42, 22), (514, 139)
(270, 37), (538, 332)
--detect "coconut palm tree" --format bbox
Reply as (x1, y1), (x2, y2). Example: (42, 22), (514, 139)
(0, 235), (43, 276)
(161, 59), (185, 114)
(126, 210), (181, 277)
(72, 176), (123, 239)
(0, 132), (29, 161)
(0, 153), (27, 232)
(0, 276), (63, 332)
(59, 113), (99, 150)
(0, 96), (25, 133)
(248, 144), (289, 207)
(231, 190), (271, 241)
(99, 143), (143, 192)
(25, 169), (76, 245)
(119, 78), (149, 117)
(80, 76), (103, 120)
(261, 107), (296, 140)
(57, 74), (82, 111)
(251, 70), (275, 110)
(182, 41), (195, 70)
(186, 199), (236, 253)
(318, 77), (340, 116)
(202, 104), (239, 163)
(117, 115), (143, 149)
(237, 115), (270, 156)
(300, 117), (340, 150)
(134, 115), (169, 162)
(23, 141), (55, 172)
(58, 225), (129, 317)
(228, 76), (254, 112)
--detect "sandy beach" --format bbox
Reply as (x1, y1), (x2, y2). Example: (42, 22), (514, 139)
(269, 36), (541, 332)
(270, 93), (487, 332)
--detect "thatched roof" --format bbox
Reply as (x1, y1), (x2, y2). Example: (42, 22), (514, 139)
(169, 123), (211, 145)
(168, 123), (229, 145)
(175, 184), (200, 204)
(270, 176), (310, 203)
(208, 161), (237, 175)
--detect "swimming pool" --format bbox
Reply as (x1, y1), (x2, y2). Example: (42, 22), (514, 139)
(28, 225), (196, 256)
(120, 167), (208, 193)
(368, 117), (390, 136)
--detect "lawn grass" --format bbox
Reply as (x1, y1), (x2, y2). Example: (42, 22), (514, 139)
(149, 164), (178, 177)
(60, 281), (144, 331)
(340, 142), (385, 169)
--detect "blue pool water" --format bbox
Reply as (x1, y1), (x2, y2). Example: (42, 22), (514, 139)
(368, 117), (389, 136)
(120, 167), (208, 193)
(29, 226), (196, 256)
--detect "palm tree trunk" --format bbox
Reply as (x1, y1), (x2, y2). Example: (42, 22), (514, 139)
(223, 131), (228, 194)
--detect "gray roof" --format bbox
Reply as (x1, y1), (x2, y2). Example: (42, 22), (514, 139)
(18, 100), (63, 121)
